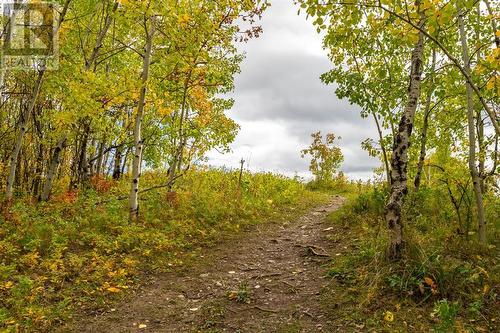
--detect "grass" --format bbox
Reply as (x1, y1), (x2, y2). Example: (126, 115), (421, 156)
(321, 185), (499, 332)
(0, 167), (329, 332)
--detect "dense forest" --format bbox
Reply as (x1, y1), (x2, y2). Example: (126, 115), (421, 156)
(0, 0), (498, 332)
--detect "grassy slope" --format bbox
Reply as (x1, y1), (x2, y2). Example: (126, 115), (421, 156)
(0, 168), (329, 332)
(320, 187), (499, 332)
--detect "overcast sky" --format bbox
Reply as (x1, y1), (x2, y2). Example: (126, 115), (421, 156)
(207, 0), (381, 180)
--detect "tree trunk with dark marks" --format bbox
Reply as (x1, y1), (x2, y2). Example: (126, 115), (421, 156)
(112, 146), (123, 180)
(415, 49), (437, 191)
(457, 1), (486, 244)
(129, 19), (155, 222)
(385, 7), (425, 260)
(41, 137), (66, 201)
(32, 141), (44, 197)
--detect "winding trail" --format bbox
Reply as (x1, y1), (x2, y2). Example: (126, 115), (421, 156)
(68, 197), (345, 332)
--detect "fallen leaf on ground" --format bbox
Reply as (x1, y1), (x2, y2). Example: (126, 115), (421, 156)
(384, 311), (394, 322)
(107, 287), (121, 293)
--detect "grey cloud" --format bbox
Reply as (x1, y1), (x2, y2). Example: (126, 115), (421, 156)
(229, 53), (362, 124)
(208, 0), (380, 180)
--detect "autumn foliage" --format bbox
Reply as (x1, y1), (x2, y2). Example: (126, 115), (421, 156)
(0, 169), (326, 331)
(301, 132), (344, 184)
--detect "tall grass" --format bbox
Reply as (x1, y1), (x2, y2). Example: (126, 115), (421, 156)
(324, 184), (499, 331)
(0, 167), (328, 331)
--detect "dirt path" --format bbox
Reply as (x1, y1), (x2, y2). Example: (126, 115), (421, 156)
(69, 197), (345, 333)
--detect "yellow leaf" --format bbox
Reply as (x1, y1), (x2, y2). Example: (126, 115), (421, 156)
(107, 286), (121, 293)
(477, 266), (489, 278)
(384, 311), (394, 322)
(228, 291), (238, 300)
(483, 284), (490, 295)
(486, 77), (496, 91)
(178, 14), (190, 25)
(496, 30), (500, 38)
(421, 0), (432, 10)
(158, 107), (173, 116)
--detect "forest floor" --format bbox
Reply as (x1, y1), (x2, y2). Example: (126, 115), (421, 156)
(60, 196), (347, 333)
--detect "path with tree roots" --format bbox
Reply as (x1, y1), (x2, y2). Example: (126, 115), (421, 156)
(63, 197), (346, 332)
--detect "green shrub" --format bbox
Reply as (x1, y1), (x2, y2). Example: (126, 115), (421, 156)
(432, 299), (460, 332)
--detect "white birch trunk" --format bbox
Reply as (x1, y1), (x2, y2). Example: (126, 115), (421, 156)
(385, 5), (425, 259)
(129, 20), (155, 222)
(457, 1), (487, 244)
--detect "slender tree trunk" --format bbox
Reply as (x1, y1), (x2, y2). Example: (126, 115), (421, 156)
(21, 150), (29, 191)
(69, 139), (79, 189)
(78, 1), (119, 180)
(112, 146), (123, 180)
(457, 1), (486, 244)
(385, 5), (425, 259)
(85, 1), (119, 71)
(372, 112), (391, 185)
(6, 71), (43, 200)
(32, 105), (44, 197)
(129, 20), (155, 222)
(121, 146), (130, 176)
(477, 114), (486, 193)
(168, 71), (191, 190)
(32, 141), (44, 197)
(415, 49), (437, 191)
(96, 139), (106, 176)
(77, 123), (90, 186)
(41, 137), (66, 201)
(476, 2), (486, 194)
(106, 153), (114, 176)
(102, 148), (110, 176)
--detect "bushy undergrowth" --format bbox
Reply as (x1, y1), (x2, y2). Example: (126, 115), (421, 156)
(305, 172), (363, 196)
(324, 184), (499, 332)
(0, 168), (327, 332)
